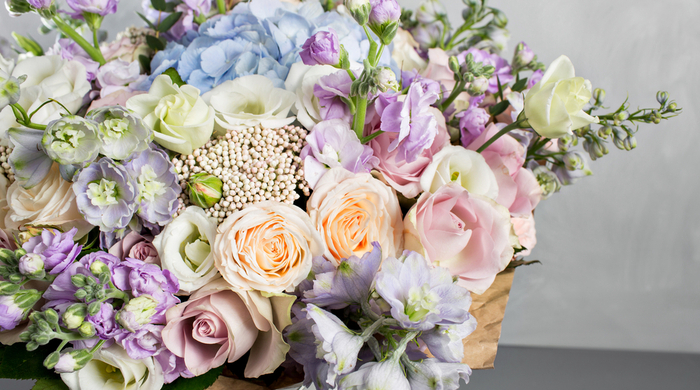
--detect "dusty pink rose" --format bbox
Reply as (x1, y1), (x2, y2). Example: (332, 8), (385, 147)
(161, 279), (295, 377)
(512, 213), (537, 256)
(467, 124), (541, 217)
(87, 90), (145, 111)
(101, 27), (152, 63)
(404, 182), (518, 294)
(109, 231), (160, 265)
(370, 107), (450, 198)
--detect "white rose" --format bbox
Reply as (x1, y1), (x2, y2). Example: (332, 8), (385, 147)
(392, 28), (428, 73)
(420, 145), (499, 199)
(202, 75), (296, 133)
(284, 62), (340, 130)
(0, 55), (91, 140)
(523, 55), (599, 139)
(126, 74), (215, 155)
(61, 345), (163, 390)
(5, 163), (92, 238)
(153, 206), (219, 295)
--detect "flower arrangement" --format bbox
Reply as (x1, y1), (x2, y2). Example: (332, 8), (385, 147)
(0, 0), (681, 390)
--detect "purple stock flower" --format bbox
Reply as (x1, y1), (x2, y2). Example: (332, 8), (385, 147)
(379, 79), (440, 163)
(46, 39), (100, 81)
(111, 258), (179, 323)
(73, 157), (138, 232)
(22, 227), (82, 275)
(369, 0), (401, 26)
(314, 71), (354, 124)
(300, 119), (378, 189)
(0, 295), (24, 331)
(300, 30), (341, 66)
(114, 324), (163, 360)
(123, 148), (181, 227)
(27, 0), (53, 9)
(456, 95), (490, 147)
(155, 348), (194, 384)
(374, 251), (472, 331)
(459, 48), (514, 94)
(87, 302), (123, 341)
(528, 69), (544, 89)
(66, 0), (118, 17)
(514, 41), (535, 66)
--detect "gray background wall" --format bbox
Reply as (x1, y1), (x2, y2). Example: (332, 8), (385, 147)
(1, 0), (698, 355)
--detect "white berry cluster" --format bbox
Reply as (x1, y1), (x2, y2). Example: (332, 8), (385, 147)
(0, 146), (15, 184)
(172, 125), (310, 224)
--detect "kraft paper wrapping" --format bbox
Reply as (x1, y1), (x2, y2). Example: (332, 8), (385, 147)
(208, 376), (301, 390)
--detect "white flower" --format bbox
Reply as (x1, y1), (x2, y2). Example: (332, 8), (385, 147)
(420, 145), (499, 199)
(61, 345), (163, 390)
(523, 55), (599, 139)
(202, 75), (296, 133)
(126, 75), (215, 155)
(392, 28), (427, 73)
(153, 206), (219, 295)
(284, 62), (340, 130)
(0, 55), (91, 140)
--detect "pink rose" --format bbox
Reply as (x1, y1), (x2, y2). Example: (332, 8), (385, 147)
(370, 107), (450, 198)
(109, 231), (160, 265)
(421, 48), (470, 108)
(467, 124), (541, 217)
(512, 213), (537, 256)
(404, 182), (518, 294)
(87, 90), (145, 111)
(162, 279), (295, 377)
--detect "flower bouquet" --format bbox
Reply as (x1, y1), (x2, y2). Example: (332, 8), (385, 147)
(0, 0), (680, 389)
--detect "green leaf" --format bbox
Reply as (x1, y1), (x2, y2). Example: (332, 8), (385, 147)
(145, 34), (166, 51)
(137, 12), (157, 30)
(164, 2), (179, 12)
(32, 379), (69, 390)
(0, 343), (61, 380)
(139, 54), (152, 74)
(162, 68), (186, 87)
(151, 0), (167, 12)
(511, 77), (528, 92)
(489, 100), (511, 117)
(157, 12), (183, 33)
(11, 33), (44, 56)
(162, 365), (224, 390)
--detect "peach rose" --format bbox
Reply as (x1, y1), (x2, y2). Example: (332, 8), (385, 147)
(307, 168), (403, 264)
(162, 279), (295, 378)
(404, 182), (518, 294)
(213, 201), (324, 293)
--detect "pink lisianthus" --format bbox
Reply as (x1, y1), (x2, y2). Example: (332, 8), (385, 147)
(161, 279), (295, 377)
(404, 182), (518, 294)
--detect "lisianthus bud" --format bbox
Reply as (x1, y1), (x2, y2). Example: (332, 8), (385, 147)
(375, 67), (399, 92)
(300, 30), (341, 67)
(63, 303), (87, 330)
(369, 0), (401, 45)
(346, 0), (371, 25)
(187, 173), (223, 209)
(117, 295), (157, 332)
(41, 115), (101, 166)
(18, 253), (45, 277)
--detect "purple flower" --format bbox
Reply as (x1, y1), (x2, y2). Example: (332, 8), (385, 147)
(404, 358), (471, 390)
(114, 324), (163, 360)
(87, 302), (123, 341)
(27, 0), (53, 9)
(155, 348), (194, 384)
(457, 96), (490, 147)
(419, 318), (477, 363)
(73, 157), (138, 233)
(22, 227), (82, 275)
(379, 79), (440, 163)
(458, 48), (514, 94)
(123, 148), (181, 227)
(66, 0), (118, 17)
(183, 0), (210, 16)
(300, 119), (378, 189)
(374, 251), (472, 331)
(528, 69), (544, 89)
(301, 30), (341, 66)
(514, 41), (535, 66)
(46, 39), (100, 81)
(369, 0), (401, 26)
(0, 294), (24, 331)
(314, 71), (354, 124)
(111, 258), (179, 323)
(18, 253), (45, 276)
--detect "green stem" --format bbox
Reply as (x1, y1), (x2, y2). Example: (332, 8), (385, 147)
(363, 25), (378, 65)
(90, 339), (106, 354)
(439, 80), (467, 111)
(476, 120), (527, 153)
(11, 103), (28, 123)
(353, 97), (368, 140)
(216, 0), (226, 14)
(446, 22), (473, 50)
(346, 69), (356, 81)
(373, 44), (385, 68)
(92, 29), (99, 49)
(361, 130), (384, 144)
(361, 299), (381, 322)
(52, 17), (105, 65)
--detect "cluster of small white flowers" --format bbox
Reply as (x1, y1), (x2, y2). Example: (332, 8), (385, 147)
(0, 146), (15, 183)
(172, 125), (310, 224)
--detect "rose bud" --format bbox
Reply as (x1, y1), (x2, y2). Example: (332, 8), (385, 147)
(187, 173), (223, 209)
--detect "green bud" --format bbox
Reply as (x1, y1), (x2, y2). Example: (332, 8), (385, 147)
(593, 88), (606, 105)
(78, 321), (96, 338)
(491, 8), (508, 28)
(615, 111), (629, 122)
(71, 274), (87, 288)
(656, 91), (669, 106)
(0, 248), (14, 264)
(14, 289), (41, 310)
(623, 135), (637, 151)
(19, 331), (31, 342)
(74, 289), (88, 300)
(88, 301), (102, 317)
(63, 303), (87, 329)
(0, 281), (20, 295)
(532, 165), (561, 200)
(90, 260), (109, 277)
(375, 67), (399, 92)
(95, 289), (106, 300)
(44, 308), (59, 325)
(563, 151), (585, 171)
(44, 351), (61, 370)
(70, 349), (93, 370)
(34, 334), (51, 345)
(188, 173), (223, 209)
(5, 0), (32, 16)
(117, 295), (158, 332)
(36, 319), (52, 333)
(598, 125), (613, 139)
(371, 20), (399, 46)
(448, 56), (461, 75)
(8, 273), (22, 283)
(26, 341), (38, 351)
(82, 12), (104, 31)
(667, 102), (678, 111)
(346, 0), (371, 25)
(338, 45), (351, 71)
(98, 271), (111, 285)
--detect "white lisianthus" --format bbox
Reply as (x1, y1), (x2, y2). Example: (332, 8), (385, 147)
(0, 55), (91, 140)
(284, 62), (340, 130)
(523, 55), (599, 139)
(153, 206), (219, 295)
(202, 75), (296, 133)
(61, 345), (163, 390)
(126, 75), (215, 155)
(420, 145), (499, 200)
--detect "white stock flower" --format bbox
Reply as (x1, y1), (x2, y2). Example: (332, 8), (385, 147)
(202, 75), (296, 133)
(420, 145), (499, 199)
(523, 55), (599, 139)
(284, 61), (340, 130)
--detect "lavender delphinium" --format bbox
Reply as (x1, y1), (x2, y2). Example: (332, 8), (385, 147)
(123, 148), (180, 227)
(86, 106), (153, 161)
(21, 227), (82, 275)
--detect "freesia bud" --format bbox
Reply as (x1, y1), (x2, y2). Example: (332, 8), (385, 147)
(187, 173), (223, 209)
(346, 0), (371, 25)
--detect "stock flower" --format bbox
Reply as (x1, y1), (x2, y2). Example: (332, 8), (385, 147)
(457, 96), (490, 146)
(459, 48), (514, 94)
(213, 201), (324, 293)
(124, 148), (180, 226)
(86, 106), (153, 161)
(523, 55), (599, 139)
(307, 167), (403, 264)
(114, 324), (163, 360)
(96, 59), (147, 98)
(420, 145), (499, 200)
(155, 349), (193, 384)
(65, 0), (118, 17)
(22, 227), (81, 275)
(313, 70), (354, 124)
(301, 30), (341, 66)
(285, 62), (341, 130)
(0, 294), (24, 331)
(112, 258), (180, 323)
(369, 0), (401, 26)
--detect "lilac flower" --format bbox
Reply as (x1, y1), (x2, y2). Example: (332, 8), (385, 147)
(457, 95), (490, 147)
(374, 251), (472, 331)
(123, 148), (180, 226)
(87, 302), (123, 341)
(301, 30), (341, 66)
(300, 119), (378, 189)
(111, 258), (179, 323)
(419, 317), (477, 363)
(46, 39), (100, 81)
(369, 0), (401, 26)
(339, 359), (410, 390)
(0, 294), (24, 331)
(66, 0), (118, 17)
(96, 60), (146, 98)
(459, 48), (514, 94)
(304, 242), (381, 309)
(73, 158), (138, 232)
(114, 324), (163, 360)
(379, 79), (440, 163)
(314, 70), (354, 124)
(155, 349), (194, 384)
(528, 69), (544, 89)
(22, 227), (82, 275)
(404, 358), (471, 390)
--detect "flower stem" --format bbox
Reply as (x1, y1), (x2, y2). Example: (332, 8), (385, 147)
(92, 29), (99, 50)
(360, 299), (381, 322)
(439, 80), (467, 112)
(361, 130), (384, 144)
(373, 44), (385, 67)
(476, 119), (526, 153)
(52, 16), (105, 65)
(353, 97), (368, 140)
(216, 0), (226, 14)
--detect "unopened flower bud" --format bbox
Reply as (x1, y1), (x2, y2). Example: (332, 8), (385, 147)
(598, 125), (612, 139)
(448, 56), (461, 74)
(300, 30), (341, 67)
(467, 76), (489, 95)
(593, 88), (605, 105)
(43, 351), (60, 370)
(416, 0), (447, 25)
(14, 288), (41, 310)
(78, 321), (96, 338)
(491, 9), (508, 28)
(90, 260), (109, 276)
(54, 350), (92, 373)
(0, 281), (20, 295)
(5, 0), (33, 16)
(63, 303), (87, 329)
(87, 301), (102, 316)
(117, 295), (158, 332)
(563, 151), (585, 171)
(375, 67), (399, 92)
(0, 72), (23, 111)
(532, 165), (561, 200)
(623, 135), (637, 151)
(513, 41), (534, 67)
(557, 134), (576, 151)
(346, 0), (371, 25)
(44, 308), (59, 325)
(614, 111), (629, 122)
(369, 0), (401, 45)
(188, 173), (223, 209)
(18, 253), (45, 278)
(656, 91), (669, 106)
(667, 102), (677, 111)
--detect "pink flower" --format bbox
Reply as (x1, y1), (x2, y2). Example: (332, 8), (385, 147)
(512, 213), (537, 256)
(109, 231), (160, 266)
(404, 182), (518, 294)
(370, 107), (450, 198)
(87, 90), (145, 111)
(161, 279), (295, 377)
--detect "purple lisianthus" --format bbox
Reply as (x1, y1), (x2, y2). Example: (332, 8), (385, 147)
(459, 48), (514, 94)
(123, 148), (180, 226)
(369, 0), (401, 26)
(22, 228), (82, 275)
(314, 70), (354, 124)
(457, 95), (490, 147)
(66, 0), (118, 17)
(114, 324), (163, 360)
(300, 119), (379, 189)
(46, 39), (100, 81)
(379, 78), (440, 163)
(301, 30), (341, 66)
(0, 295), (24, 331)
(73, 157), (138, 233)
(111, 258), (179, 323)
(155, 349), (194, 384)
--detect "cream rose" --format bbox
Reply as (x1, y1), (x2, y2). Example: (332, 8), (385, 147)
(126, 74), (215, 155)
(5, 163), (91, 238)
(523, 55), (599, 139)
(284, 62), (340, 130)
(213, 201), (324, 293)
(420, 145), (499, 200)
(153, 206), (220, 295)
(307, 167), (403, 264)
